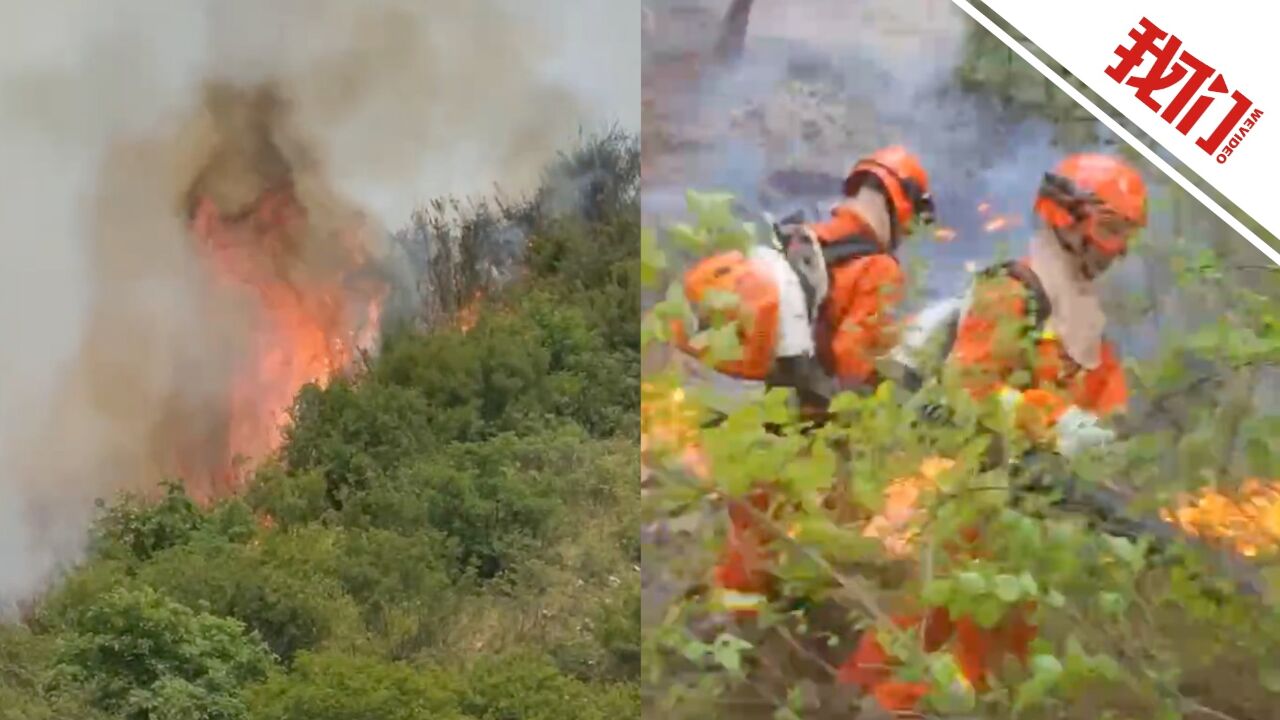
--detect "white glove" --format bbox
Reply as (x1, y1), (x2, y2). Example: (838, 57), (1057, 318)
(1053, 406), (1115, 457)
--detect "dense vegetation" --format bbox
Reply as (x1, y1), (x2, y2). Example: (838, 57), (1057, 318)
(0, 132), (640, 720)
(641, 192), (1280, 719)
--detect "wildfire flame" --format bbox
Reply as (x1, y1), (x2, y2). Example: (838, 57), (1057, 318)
(188, 183), (386, 494)
(640, 380), (709, 481)
(1160, 479), (1280, 558)
(641, 382), (698, 452)
(862, 457), (953, 557)
(456, 290), (485, 333)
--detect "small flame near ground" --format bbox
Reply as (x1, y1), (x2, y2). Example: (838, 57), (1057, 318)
(456, 291), (485, 334)
(1161, 480), (1280, 558)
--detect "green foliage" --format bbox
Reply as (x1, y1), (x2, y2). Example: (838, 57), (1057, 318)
(132, 528), (365, 663)
(93, 481), (209, 562)
(244, 652), (465, 720)
(0, 625), (105, 720)
(458, 653), (640, 720)
(643, 191), (1280, 719)
(55, 586), (272, 720)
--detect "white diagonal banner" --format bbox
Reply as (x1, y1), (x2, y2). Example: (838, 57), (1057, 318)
(953, 0), (1280, 266)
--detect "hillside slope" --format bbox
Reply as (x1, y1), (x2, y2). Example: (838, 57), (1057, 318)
(0, 132), (640, 720)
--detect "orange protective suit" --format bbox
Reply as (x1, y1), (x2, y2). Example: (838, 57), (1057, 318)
(808, 204), (906, 384)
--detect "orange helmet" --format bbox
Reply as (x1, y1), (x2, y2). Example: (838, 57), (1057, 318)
(843, 146), (935, 235)
(1034, 154), (1147, 257)
(671, 251), (780, 381)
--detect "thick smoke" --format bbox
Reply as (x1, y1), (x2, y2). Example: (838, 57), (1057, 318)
(0, 0), (636, 610)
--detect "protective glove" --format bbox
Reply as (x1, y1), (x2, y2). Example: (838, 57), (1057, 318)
(1053, 406), (1116, 457)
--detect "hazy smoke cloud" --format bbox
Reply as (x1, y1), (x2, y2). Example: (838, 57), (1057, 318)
(0, 0), (636, 610)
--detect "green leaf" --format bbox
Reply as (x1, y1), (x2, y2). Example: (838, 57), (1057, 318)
(1013, 674), (1054, 712)
(640, 227), (667, 287)
(973, 597), (1004, 629)
(1098, 591), (1128, 616)
(789, 517), (881, 563)
(1104, 535), (1144, 572)
(922, 579), (954, 607)
(680, 640), (710, 663)
(786, 443), (838, 495)
(828, 390), (861, 415)
(1015, 654), (1065, 710)
(686, 190), (738, 232)
(994, 574), (1022, 603)
(1031, 653), (1064, 680)
(667, 222), (705, 253)
(702, 324), (744, 365)
(711, 633), (752, 674)
(925, 654), (978, 714)
(1045, 589), (1066, 608)
(1018, 572), (1040, 598)
(699, 288), (742, 316)
(1089, 654), (1121, 681)
(956, 571), (987, 597)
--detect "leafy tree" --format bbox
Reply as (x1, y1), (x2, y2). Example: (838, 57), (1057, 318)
(244, 652), (465, 720)
(459, 653), (639, 720)
(55, 586), (272, 720)
(0, 625), (105, 720)
(133, 529), (365, 663)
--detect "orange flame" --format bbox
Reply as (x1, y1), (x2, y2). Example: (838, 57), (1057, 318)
(1160, 479), (1280, 558)
(983, 216), (1010, 233)
(862, 457), (953, 557)
(457, 290), (485, 333)
(641, 382), (700, 454)
(189, 186), (386, 493)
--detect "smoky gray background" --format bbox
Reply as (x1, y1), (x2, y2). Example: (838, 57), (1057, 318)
(0, 0), (638, 610)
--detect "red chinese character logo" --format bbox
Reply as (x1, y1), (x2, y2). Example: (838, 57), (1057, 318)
(1106, 18), (1256, 157)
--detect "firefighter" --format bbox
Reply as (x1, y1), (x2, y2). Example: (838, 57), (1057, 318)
(675, 145), (935, 402)
(841, 153), (1149, 711)
(948, 153), (1145, 450)
(671, 146), (935, 612)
